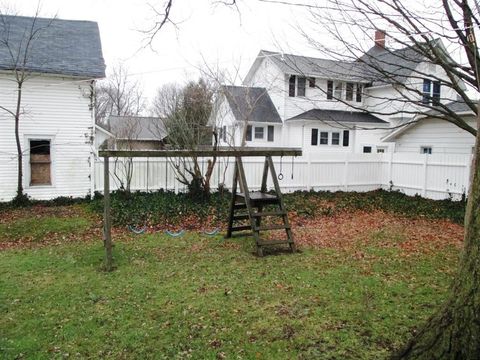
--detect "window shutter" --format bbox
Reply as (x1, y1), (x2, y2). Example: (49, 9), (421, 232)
(311, 129), (318, 146)
(289, 75), (296, 97)
(343, 130), (349, 147)
(327, 80), (333, 99)
(267, 125), (274, 142)
(246, 125), (252, 141)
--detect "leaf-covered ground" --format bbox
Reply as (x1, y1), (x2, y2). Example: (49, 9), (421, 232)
(0, 193), (464, 358)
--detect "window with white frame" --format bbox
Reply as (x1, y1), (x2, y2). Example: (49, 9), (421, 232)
(376, 146), (387, 153)
(288, 75), (306, 97)
(331, 132), (340, 145)
(363, 146), (372, 153)
(422, 79), (441, 105)
(319, 132), (329, 145)
(29, 139), (52, 186)
(254, 126), (264, 139)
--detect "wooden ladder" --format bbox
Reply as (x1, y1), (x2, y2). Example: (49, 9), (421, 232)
(225, 156), (296, 257)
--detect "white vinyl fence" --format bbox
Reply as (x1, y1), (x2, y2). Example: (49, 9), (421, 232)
(94, 152), (472, 200)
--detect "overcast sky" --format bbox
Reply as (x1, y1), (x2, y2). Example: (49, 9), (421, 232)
(7, 0), (328, 102)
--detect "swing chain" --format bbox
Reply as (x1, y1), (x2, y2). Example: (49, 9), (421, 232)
(278, 155), (284, 180)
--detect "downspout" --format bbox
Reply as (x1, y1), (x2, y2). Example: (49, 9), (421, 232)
(89, 80), (96, 198)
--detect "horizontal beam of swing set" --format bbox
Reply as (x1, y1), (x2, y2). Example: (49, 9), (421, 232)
(99, 147), (302, 158)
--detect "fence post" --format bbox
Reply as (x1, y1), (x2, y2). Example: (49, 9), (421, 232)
(306, 153), (312, 191)
(464, 154), (473, 196)
(387, 151), (394, 189)
(422, 154), (428, 197)
(343, 153), (349, 191)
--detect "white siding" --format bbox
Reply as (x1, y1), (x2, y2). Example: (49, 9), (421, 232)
(395, 117), (476, 154)
(0, 74), (95, 201)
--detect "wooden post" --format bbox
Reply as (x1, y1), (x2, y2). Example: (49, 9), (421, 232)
(103, 157), (113, 271)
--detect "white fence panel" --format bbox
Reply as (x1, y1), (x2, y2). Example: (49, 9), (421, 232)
(94, 153), (472, 200)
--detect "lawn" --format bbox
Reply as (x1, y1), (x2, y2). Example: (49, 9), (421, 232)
(0, 193), (464, 359)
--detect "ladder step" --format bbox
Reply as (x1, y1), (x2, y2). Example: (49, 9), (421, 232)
(231, 225), (252, 232)
(233, 203), (247, 210)
(232, 214), (250, 221)
(228, 232), (253, 238)
(258, 239), (293, 246)
(252, 211), (286, 217)
(255, 224), (290, 231)
(237, 192), (279, 204)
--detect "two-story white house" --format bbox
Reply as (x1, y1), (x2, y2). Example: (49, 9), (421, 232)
(0, 15), (105, 201)
(211, 31), (473, 155)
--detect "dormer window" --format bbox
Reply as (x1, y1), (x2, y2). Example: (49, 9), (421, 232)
(422, 79), (441, 105)
(297, 77), (306, 96)
(346, 83), (354, 101)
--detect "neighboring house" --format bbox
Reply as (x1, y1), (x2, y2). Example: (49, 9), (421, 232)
(0, 15), (105, 201)
(95, 115), (167, 150)
(211, 31), (469, 155)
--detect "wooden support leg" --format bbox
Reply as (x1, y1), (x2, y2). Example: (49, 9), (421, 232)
(225, 160), (239, 239)
(103, 157), (114, 271)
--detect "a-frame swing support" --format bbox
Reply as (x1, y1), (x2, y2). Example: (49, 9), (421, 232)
(99, 147), (302, 271)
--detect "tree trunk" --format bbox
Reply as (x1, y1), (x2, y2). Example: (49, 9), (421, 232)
(393, 104), (480, 359)
(15, 82), (24, 199)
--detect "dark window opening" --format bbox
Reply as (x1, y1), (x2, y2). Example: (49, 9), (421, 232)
(343, 130), (350, 147)
(332, 132), (340, 145)
(30, 139), (51, 186)
(311, 128), (318, 146)
(222, 125), (226, 142)
(267, 125), (274, 142)
(346, 83), (354, 101)
(246, 125), (252, 141)
(327, 80), (333, 100)
(308, 77), (316, 88)
(421, 146), (432, 154)
(320, 132), (329, 145)
(363, 146), (372, 153)
(289, 75), (296, 97)
(297, 77), (306, 97)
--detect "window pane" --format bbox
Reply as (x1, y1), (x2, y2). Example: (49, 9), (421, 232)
(334, 82), (342, 99)
(222, 125), (226, 142)
(320, 132), (328, 145)
(422, 79), (431, 104)
(363, 146), (372, 153)
(267, 125), (274, 142)
(246, 125), (252, 141)
(311, 128), (318, 145)
(308, 77), (316, 88)
(289, 75), (296, 97)
(421, 146), (432, 154)
(297, 77), (306, 97)
(327, 80), (333, 99)
(332, 132), (340, 145)
(30, 140), (50, 155)
(346, 83), (354, 101)
(254, 126), (264, 139)
(356, 84), (362, 102)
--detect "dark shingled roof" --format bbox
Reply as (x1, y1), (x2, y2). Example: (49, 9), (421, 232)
(108, 115), (167, 141)
(223, 85), (282, 123)
(425, 99), (474, 115)
(259, 50), (369, 83)
(287, 109), (388, 124)
(0, 15), (105, 78)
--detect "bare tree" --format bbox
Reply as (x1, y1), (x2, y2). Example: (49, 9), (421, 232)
(0, 9), (55, 201)
(151, 78), (217, 196)
(95, 63), (146, 123)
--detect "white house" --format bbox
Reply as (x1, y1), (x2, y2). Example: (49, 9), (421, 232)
(211, 31), (472, 156)
(0, 15), (105, 201)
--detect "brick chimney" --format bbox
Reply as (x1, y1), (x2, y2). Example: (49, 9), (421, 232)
(375, 30), (386, 48)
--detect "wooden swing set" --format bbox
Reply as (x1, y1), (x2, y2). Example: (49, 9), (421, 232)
(99, 147), (302, 271)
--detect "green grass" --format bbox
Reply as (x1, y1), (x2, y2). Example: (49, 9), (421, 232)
(0, 233), (459, 359)
(0, 216), (91, 242)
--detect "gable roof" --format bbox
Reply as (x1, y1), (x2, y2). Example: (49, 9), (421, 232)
(245, 50), (369, 84)
(286, 109), (388, 124)
(0, 15), (105, 78)
(222, 85), (282, 123)
(107, 115), (167, 141)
